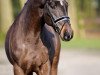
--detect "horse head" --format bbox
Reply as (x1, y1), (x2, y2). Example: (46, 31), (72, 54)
(43, 0), (73, 41)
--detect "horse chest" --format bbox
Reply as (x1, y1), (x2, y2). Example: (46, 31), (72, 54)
(18, 44), (49, 69)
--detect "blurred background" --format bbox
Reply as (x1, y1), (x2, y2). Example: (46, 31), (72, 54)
(0, 0), (100, 75)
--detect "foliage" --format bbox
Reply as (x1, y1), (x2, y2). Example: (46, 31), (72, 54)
(61, 37), (100, 49)
(11, 0), (21, 18)
(0, 32), (5, 47)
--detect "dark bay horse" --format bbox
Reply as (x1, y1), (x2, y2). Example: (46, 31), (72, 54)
(5, 0), (73, 75)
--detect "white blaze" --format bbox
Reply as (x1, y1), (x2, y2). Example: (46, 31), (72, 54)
(60, 0), (63, 6)
(56, 0), (64, 5)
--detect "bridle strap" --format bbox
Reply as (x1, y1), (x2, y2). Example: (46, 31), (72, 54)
(45, 3), (70, 34)
(54, 16), (70, 23)
(53, 16), (70, 34)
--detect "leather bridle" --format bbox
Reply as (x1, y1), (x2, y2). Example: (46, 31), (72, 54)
(45, 2), (70, 34)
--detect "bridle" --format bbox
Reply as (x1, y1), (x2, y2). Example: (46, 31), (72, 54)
(45, 2), (70, 34)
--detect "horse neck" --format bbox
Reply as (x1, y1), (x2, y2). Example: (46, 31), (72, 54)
(21, 2), (44, 36)
(18, 1), (44, 43)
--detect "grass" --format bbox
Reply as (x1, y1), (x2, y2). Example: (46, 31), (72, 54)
(61, 37), (100, 50)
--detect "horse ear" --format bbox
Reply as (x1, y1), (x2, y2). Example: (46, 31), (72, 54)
(39, 0), (47, 8)
(40, 0), (51, 8)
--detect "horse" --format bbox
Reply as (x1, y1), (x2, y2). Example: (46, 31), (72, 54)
(5, 0), (73, 75)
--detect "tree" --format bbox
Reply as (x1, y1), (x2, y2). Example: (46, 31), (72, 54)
(0, 0), (1, 31)
(0, 0), (13, 33)
(68, 0), (79, 38)
(19, 0), (26, 8)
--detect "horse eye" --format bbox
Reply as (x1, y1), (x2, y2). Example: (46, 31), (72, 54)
(50, 2), (56, 9)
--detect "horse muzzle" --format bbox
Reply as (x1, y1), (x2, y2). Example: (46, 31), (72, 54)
(60, 24), (73, 41)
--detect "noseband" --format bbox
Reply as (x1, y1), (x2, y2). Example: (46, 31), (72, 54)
(45, 3), (70, 34)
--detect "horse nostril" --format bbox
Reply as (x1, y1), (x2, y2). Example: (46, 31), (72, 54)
(64, 32), (72, 41)
(64, 36), (68, 40)
(68, 35), (71, 39)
